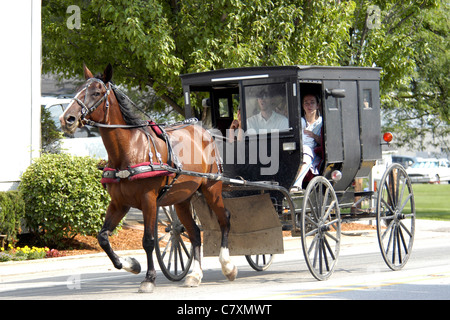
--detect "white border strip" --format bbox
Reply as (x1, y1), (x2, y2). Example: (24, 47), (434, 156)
(211, 74), (269, 82)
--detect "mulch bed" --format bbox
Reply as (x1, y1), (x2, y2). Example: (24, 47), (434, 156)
(59, 227), (144, 256)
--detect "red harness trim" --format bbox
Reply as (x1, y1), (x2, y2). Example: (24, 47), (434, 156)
(147, 121), (163, 136)
(100, 162), (175, 185)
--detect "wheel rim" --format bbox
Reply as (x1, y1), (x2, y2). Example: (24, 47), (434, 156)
(377, 164), (415, 270)
(245, 254), (275, 271)
(301, 177), (341, 281)
(155, 206), (194, 281)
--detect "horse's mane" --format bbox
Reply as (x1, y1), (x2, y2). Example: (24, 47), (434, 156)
(92, 74), (146, 126)
(112, 86), (147, 126)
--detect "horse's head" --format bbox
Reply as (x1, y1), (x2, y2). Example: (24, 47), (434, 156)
(60, 64), (113, 134)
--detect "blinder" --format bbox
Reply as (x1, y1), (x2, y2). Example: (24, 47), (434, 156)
(73, 78), (111, 120)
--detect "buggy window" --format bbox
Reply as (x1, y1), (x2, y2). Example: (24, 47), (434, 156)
(363, 89), (372, 109)
(243, 83), (289, 133)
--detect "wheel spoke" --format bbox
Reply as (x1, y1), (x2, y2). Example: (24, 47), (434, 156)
(308, 234), (319, 256)
(305, 211), (319, 228)
(167, 241), (175, 271)
(394, 169), (401, 205)
(380, 197), (396, 216)
(381, 219), (395, 241)
(307, 195), (319, 221)
(316, 185), (323, 219)
(160, 235), (173, 259)
(179, 237), (192, 258)
(384, 179), (396, 209)
(324, 231), (339, 244)
(399, 220), (413, 238)
(398, 193), (413, 213)
(323, 236), (336, 261)
(315, 239), (321, 271)
(398, 226), (408, 254)
(391, 226), (397, 264)
(324, 200), (336, 221)
(396, 227), (402, 265)
(161, 207), (173, 224)
(398, 177), (406, 207)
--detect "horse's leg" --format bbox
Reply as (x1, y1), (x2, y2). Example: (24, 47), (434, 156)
(138, 196), (158, 293)
(97, 201), (141, 274)
(175, 200), (203, 287)
(201, 182), (238, 281)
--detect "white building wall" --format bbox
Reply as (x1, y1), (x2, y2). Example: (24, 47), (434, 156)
(0, 0), (41, 191)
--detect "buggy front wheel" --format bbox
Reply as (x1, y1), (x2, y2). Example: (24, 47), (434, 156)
(155, 205), (194, 281)
(301, 176), (341, 281)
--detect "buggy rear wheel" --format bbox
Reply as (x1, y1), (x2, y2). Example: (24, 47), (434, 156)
(245, 254), (275, 271)
(301, 176), (341, 281)
(376, 164), (415, 271)
(155, 205), (194, 281)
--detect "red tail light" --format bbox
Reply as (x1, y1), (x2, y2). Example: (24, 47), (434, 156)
(383, 132), (393, 143)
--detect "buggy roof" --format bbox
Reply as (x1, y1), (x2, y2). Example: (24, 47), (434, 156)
(180, 65), (381, 88)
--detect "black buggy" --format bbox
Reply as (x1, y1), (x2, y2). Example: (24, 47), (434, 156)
(155, 66), (415, 281)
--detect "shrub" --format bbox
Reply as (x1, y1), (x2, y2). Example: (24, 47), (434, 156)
(0, 191), (25, 244)
(19, 153), (111, 246)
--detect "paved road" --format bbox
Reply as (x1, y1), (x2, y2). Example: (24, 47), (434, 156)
(1, 220), (449, 301)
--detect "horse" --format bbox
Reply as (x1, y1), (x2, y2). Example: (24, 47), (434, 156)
(59, 64), (237, 293)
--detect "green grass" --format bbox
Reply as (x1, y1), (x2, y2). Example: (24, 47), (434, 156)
(412, 184), (450, 221)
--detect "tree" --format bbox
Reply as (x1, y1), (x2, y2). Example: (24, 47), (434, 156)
(42, 0), (445, 136)
(381, 2), (449, 153)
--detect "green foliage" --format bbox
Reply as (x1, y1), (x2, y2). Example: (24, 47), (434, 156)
(0, 191), (25, 243)
(19, 154), (110, 246)
(41, 105), (64, 154)
(381, 2), (449, 152)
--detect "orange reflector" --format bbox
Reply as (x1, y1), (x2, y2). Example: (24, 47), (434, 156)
(383, 132), (393, 143)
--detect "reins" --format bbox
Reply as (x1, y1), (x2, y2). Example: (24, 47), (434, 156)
(83, 119), (150, 129)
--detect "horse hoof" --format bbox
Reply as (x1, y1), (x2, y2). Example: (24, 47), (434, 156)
(184, 275), (202, 287)
(121, 257), (141, 274)
(225, 266), (238, 281)
(138, 281), (155, 293)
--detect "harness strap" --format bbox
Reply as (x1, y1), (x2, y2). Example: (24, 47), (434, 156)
(83, 119), (149, 129)
(101, 162), (175, 185)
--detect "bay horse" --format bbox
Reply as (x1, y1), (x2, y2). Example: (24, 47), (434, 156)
(60, 64), (237, 293)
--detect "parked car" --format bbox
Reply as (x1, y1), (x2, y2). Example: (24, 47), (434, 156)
(392, 155), (416, 169)
(42, 97), (107, 159)
(406, 158), (450, 184)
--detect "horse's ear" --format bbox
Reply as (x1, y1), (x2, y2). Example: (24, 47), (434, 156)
(103, 63), (113, 83)
(83, 64), (93, 79)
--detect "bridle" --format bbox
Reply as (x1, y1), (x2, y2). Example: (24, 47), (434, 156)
(73, 78), (111, 120)
(71, 78), (149, 129)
